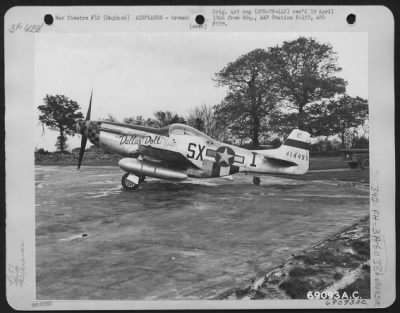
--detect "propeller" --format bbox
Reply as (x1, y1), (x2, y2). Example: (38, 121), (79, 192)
(77, 90), (93, 170)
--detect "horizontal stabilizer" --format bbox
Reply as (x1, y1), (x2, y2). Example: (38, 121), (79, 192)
(264, 156), (298, 167)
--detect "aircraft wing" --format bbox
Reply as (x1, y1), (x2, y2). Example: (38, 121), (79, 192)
(263, 156), (298, 167)
(137, 145), (198, 169)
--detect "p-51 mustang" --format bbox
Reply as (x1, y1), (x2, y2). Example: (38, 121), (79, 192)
(76, 94), (311, 190)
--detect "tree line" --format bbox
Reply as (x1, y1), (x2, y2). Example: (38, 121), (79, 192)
(38, 37), (368, 152)
(212, 37), (368, 146)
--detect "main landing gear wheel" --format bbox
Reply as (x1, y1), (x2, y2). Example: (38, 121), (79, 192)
(361, 158), (369, 169)
(253, 176), (261, 186)
(121, 173), (139, 191)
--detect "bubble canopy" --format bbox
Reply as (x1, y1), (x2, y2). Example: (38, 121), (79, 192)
(168, 123), (211, 140)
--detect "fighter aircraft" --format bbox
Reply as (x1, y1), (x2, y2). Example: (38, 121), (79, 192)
(75, 93), (311, 190)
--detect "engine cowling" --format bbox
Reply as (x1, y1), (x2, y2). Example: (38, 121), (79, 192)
(118, 158), (188, 180)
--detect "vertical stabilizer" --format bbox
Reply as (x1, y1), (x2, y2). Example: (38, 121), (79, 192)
(278, 129), (311, 174)
(257, 129), (311, 175)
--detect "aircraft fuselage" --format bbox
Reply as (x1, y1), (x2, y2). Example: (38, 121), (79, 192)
(78, 120), (309, 179)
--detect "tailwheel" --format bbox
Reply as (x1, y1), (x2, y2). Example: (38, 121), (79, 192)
(121, 173), (139, 191)
(253, 176), (261, 186)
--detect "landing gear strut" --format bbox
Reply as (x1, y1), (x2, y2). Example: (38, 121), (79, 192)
(253, 176), (261, 186)
(121, 173), (139, 191)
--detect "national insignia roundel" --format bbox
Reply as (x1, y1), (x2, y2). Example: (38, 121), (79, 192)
(215, 146), (235, 167)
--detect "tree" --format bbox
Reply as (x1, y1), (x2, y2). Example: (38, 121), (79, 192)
(102, 114), (119, 123)
(152, 111), (186, 127)
(187, 104), (217, 136)
(303, 95), (368, 147)
(269, 37), (347, 129)
(170, 113), (186, 125)
(352, 135), (369, 149)
(38, 95), (83, 152)
(188, 116), (205, 132)
(123, 115), (146, 125)
(211, 108), (233, 142)
(214, 49), (281, 146)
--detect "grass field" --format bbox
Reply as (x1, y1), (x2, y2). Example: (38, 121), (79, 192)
(36, 162), (369, 300)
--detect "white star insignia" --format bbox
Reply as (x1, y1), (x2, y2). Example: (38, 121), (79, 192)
(218, 148), (233, 165)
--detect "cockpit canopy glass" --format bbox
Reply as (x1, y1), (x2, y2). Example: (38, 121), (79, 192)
(169, 123), (211, 140)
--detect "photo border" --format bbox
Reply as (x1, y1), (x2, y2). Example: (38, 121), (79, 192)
(4, 4), (396, 310)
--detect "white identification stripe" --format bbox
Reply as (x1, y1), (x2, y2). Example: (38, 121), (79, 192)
(219, 166), (230, 176)
(234, 155), (244, 164)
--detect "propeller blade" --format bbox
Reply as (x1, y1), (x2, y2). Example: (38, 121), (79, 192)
(77, 134), (87, 170)
(77, 90), (93, 170)
(86, 90), (93, 120)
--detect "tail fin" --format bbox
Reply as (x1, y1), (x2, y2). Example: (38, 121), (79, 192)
(277, 129), (311, 174)
(282, 129), (311, 151)
(257, 129), (311, 175)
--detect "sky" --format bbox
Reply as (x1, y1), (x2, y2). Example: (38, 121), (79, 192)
(34, 32), (368, 151)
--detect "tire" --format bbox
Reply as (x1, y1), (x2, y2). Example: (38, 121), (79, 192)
(360, 158), (369, 169)
(348, 162), (358, 169)
(253, 176), (261, 185)
(121, 173), (139, 191)
(139, 175), (146, 183)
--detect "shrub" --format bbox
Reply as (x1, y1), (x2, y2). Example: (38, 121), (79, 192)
(279, 279), (309, 298)
(289, 267), (318, 278)
(351, 240), (369, 257)
(333, 272), (343, 280)
(37, 148), (50, 155)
